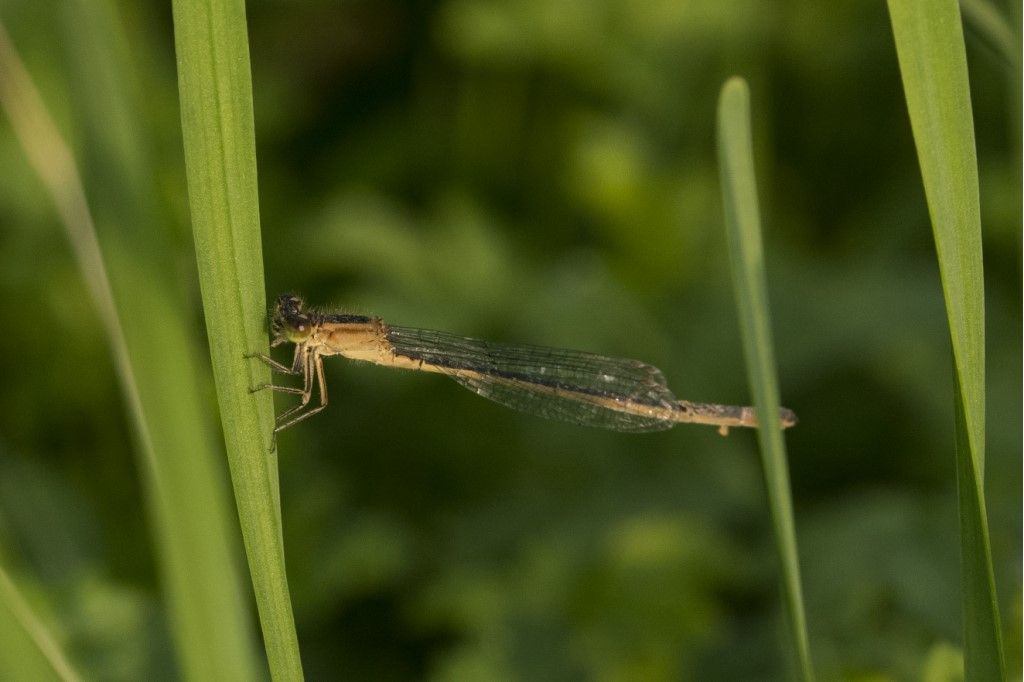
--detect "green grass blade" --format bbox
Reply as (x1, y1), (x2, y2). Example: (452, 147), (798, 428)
(0, 565), (81, 682)
(0, 14), (260, 680)
(959, 0), (1019, 69)
(716, 77), (815, 682)
(886, 1), (1005, 678)
(170, 0), (303, 678)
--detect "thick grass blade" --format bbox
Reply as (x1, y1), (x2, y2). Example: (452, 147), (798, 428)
(0, 14), (260, 681)
(0, 565), (81, 682)
(886, 1), (1005, 678)
(716, 77), (814, 682)
(170, 0), (303, 678)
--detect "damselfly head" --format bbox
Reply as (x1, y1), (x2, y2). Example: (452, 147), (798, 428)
(271, 293), (314, 344)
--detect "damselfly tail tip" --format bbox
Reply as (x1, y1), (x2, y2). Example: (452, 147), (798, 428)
(780, 407), (798, 429)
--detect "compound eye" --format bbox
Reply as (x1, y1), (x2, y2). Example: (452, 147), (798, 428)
(276, 293), (303, 313)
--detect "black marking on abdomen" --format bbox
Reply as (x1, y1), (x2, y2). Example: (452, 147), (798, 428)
(319, 313), (373, 324)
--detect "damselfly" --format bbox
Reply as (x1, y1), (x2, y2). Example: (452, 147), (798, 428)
(248, 294), (797, 435)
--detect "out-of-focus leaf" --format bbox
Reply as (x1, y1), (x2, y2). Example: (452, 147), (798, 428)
(0, 565), (81, 682)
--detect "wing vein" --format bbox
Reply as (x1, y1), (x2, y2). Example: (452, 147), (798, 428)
(385, 325), (678, 432)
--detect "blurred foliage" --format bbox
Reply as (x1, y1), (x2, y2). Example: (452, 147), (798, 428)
(0, 0), (1019, 679)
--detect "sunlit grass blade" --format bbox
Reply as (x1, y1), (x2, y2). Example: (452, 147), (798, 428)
(716, 76), (814, 682)
(0, 565), (81, 682)
(886, 1), (1005, 678)
(0, 14), (260, 680)
(170, 0), (303, 678)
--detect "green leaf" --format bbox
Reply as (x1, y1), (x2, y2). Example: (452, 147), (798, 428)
(716, 76), (815, 682)
(0, 11), (261, 680)
(959, 0), (1019, 69)
(170, 0), (303, 678)
(886, 1), (1005, 678)
(0, 565), (81, 682)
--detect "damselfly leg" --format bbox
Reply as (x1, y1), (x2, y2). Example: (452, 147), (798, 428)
(248, 344), (330, 432)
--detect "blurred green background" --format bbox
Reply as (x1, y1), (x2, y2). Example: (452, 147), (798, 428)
(0, 0), (1019, 679)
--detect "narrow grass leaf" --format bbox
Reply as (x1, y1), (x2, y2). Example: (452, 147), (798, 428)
(0, 14), (260, 680)
(886, 1), (1005, 677)
(170, 0), (303, 678)
(716, 76), (815, 682)
(959, 0), (1019, 69)
(0, 565), (81, 682)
